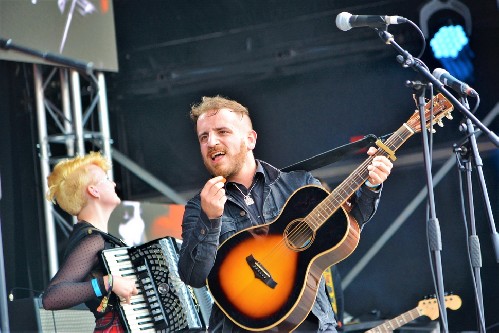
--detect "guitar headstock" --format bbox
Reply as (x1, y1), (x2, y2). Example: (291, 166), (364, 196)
(444, 294), (462, 310)
(418, 294), (463, 320)
(406, 93), (454, 133)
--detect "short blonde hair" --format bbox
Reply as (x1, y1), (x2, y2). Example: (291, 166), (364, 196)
(190, 95), (250, 124)
(46, 152), (111, 216)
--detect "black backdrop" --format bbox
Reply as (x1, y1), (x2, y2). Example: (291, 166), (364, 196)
(0, 0), (498, 331)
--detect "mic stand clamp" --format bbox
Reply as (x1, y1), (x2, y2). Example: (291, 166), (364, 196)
(405, 80), (429, 91)
(452, 142), (469, 167)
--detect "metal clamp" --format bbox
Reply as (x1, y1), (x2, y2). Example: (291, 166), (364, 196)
(376, 139), (397, 161)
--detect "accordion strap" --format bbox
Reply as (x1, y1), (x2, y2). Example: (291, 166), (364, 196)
(64, 222), (127, 259)
(86, 228), (127, 248)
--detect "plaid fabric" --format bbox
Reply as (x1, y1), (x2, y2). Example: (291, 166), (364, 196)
(94, 310), (125, 333)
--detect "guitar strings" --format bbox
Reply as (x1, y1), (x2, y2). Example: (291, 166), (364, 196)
(256, 125), (411, 267)
(275, 127), (412, 258)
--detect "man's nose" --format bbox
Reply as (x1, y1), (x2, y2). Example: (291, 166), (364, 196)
(206, 134), (219, 146)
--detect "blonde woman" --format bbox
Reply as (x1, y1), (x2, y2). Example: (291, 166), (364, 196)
(42, 152), (138, 332)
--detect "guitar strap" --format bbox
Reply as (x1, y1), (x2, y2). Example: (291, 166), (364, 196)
(323, 266), (338, 315)
(281, 134), (379, 172)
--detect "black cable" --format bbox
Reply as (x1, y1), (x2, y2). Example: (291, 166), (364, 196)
(405, 19), (427, 59)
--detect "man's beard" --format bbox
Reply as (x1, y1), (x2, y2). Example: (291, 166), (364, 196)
(203, 141), (247, 179)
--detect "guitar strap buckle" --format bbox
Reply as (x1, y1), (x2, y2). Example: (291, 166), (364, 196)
(375, 139), (397, 161)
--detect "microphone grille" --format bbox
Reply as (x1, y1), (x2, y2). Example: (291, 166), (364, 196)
(432, 68), (448, 80)
(335, 12), (352, 31)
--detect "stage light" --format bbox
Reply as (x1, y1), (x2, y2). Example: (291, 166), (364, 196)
(419, 0), (474, 82)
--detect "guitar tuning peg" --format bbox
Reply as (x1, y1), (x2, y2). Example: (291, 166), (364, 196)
(446, 113), (453, 120)
(428, 127), (437, 133)
(437, 120), (444, 127)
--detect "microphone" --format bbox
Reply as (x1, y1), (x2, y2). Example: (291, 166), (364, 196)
(335, 12), (407, 31)
(433, 68), (478, 97)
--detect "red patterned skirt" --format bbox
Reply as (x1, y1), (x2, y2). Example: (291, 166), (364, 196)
(94, 310), (125, 333)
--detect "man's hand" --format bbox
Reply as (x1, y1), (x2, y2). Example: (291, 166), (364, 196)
(200, 176), (227, 219)
(366, 147), (393, 186)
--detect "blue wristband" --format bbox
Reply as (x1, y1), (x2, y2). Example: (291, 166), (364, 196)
(91, 278), (102, 297)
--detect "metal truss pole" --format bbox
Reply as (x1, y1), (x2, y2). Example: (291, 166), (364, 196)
(70, 69), (85, 156)
(60, 69), (75, 157)
(33, 64), (59, 278)
(97, 72), (114, 180)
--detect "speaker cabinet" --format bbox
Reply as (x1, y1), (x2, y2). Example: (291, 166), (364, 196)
(8, 297), (95, 332)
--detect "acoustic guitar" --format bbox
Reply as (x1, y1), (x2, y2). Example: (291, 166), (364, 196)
(365, 294), (462, 332)
(206, 94), (454, 331)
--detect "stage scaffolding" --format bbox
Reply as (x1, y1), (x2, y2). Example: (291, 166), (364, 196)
(33, 64), (188, 278)
(33, 65), (113, 277)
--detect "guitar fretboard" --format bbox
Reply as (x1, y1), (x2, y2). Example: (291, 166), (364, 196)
(306, 123), (415, 230)
(365, 307), (422, 333)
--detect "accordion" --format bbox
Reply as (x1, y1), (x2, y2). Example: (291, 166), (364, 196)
(101, 237), (212, 332)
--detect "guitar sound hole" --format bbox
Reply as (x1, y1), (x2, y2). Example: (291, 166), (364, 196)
(284, 220), (314, 251)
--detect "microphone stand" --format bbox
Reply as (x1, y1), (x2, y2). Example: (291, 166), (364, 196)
(0, 37), (93, 75)
(374, 27), (498, 333)
(374, 27), (452, 332)
(453, 95), (495, 333)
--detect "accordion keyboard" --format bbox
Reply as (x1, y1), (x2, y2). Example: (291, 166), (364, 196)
(102, 237), (211, 332)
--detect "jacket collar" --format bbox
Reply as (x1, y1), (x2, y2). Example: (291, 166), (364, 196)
(256, 159), (280, 185)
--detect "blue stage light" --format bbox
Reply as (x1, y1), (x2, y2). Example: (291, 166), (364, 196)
(430, 25), (468, 59)
(420, 0), (474, 82)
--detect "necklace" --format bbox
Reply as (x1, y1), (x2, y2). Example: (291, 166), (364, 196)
(233, 179), (258, 206)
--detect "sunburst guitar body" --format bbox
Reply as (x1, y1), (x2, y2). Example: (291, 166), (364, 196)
(208, 186), (359, 331)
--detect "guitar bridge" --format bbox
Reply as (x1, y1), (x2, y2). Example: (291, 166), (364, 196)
(246, 255), (277, 289)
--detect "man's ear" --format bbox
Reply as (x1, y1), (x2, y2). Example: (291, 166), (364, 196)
(247, 130), (257, 150)
(87, 185), (100, 198)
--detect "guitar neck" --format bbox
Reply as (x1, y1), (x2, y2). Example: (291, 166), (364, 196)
(365, 307), (422, 333)
(307, 123), (415, 230)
